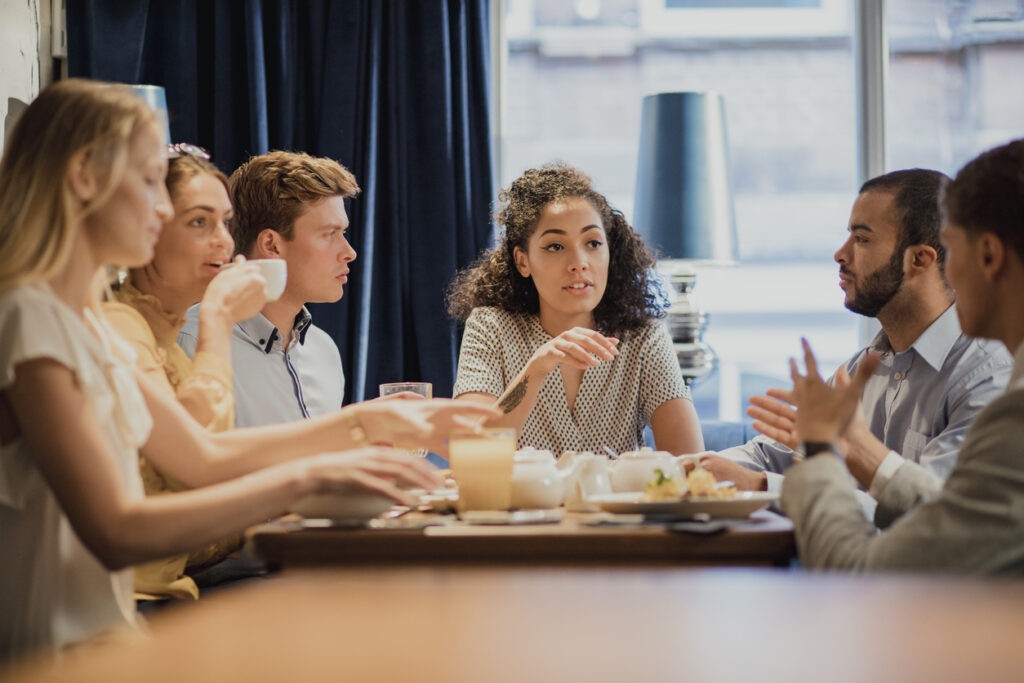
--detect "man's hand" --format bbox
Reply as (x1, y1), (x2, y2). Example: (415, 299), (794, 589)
(698, 454), (768, 491)
(747, 388), (800, 450)
(790, 339), (879, 444)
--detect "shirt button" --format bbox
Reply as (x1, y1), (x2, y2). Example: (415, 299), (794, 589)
(893, 371), (903, 380)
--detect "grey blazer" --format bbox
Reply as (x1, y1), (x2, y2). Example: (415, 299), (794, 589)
(781, 387), (1024, 573)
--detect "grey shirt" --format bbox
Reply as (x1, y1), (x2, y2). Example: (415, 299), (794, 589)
(178, 306), (344, 428)
(718, 305), (1012, 511)
(780, 340), (1024, 574)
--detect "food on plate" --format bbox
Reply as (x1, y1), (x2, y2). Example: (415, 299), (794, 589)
(642, 464), (738, 502)
(686, 464), (737, 500)
(643, 468), (682, 501)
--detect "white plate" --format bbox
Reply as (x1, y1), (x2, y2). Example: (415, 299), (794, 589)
(290, 489), (395, 524)
(459, 509), (564, 525)
(418, 489), (459, 512)
(587, 491), (778, 519)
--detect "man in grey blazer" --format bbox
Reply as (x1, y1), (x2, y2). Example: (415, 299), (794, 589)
(780, 138), (1024, 572)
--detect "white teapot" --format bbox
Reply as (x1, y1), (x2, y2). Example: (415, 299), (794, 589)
(510, 448), (563, 509)
(558, 451), (612, 512)
(608, 447), (682, 492)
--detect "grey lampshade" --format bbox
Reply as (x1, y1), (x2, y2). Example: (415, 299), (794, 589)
(633, 92), (738, 264)
(126, 84), (171, 143)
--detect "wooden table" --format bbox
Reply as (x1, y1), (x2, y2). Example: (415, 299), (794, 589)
(250, 509), (797, 568)
(6, 566), (1024, 683)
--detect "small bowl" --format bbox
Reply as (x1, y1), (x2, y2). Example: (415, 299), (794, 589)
(290, 488), (395, 525)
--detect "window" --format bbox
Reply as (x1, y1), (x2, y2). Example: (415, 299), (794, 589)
(501, 0), (860, 420)
(886, 0), (1024, 174)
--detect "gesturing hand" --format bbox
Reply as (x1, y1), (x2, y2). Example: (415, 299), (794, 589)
(790, 338), (879, 444)
(353, 399), (501, 457)
(747, 387), (800, 450)
(527, 327), (619, 377)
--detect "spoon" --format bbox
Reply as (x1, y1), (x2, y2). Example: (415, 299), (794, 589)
(602, 445), (619, 460)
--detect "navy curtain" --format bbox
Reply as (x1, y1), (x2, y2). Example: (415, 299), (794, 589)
(68, 0), (494, 401)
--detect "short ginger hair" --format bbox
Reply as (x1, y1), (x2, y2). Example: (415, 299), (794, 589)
(228, 150), (360, 257)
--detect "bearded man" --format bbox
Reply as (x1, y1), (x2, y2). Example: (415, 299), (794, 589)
(701, 169), (1012, 527)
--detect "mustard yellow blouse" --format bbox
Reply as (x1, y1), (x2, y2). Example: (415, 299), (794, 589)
(104, 278), (239, 601)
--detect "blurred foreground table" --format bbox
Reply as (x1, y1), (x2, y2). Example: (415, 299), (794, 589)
(250, 510), (796, 568)
(5, 567), (1024, 683)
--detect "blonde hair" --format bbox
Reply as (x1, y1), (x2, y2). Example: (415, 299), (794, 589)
(0, 78), (159, 293)
(228, 150), (360, 257)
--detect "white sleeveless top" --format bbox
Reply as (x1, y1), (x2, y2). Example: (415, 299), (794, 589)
(0, 284), (153, 662)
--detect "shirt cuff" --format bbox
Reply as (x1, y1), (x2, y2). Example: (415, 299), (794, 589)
(765, 471), (785, 495)
(867, 450), (903, 500)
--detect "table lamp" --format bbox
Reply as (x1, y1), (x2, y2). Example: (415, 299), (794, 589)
(633, 91), (738, 384)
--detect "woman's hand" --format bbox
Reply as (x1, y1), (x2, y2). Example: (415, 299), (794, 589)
(300, 448), (444, 504)
(525, 327), (619, 377)
(350, 399), (501, 457)
(790, 339), (878, 444)
(202, 255), (267, 326)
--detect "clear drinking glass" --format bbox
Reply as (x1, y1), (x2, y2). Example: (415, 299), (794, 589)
(379, 382), (433, 399)
(379, 382), (433, 457)
(448, 427), (517, 512)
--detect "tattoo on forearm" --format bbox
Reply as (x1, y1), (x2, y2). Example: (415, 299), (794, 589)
(498, 378), (528, 414)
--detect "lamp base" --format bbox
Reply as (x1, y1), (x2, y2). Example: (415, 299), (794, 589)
(663, 266), (716, 386)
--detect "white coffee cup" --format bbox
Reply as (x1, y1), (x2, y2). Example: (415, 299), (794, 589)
(225, 258), (287, 302)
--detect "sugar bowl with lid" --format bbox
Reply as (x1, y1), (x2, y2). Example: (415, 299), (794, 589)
(607, 446), (682, 492)
(510, 447), (563, 509)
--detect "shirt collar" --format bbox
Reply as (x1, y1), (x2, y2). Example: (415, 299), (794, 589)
(869, 303), (961, 372)
(237, 308), (314, 354)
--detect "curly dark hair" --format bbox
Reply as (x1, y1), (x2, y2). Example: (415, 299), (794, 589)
(447, 162), (663, 337)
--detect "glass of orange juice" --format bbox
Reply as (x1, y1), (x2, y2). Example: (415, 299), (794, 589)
(448, 427), (516, 511)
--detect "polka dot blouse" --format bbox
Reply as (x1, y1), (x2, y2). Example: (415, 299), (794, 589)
(453, 306), (691, 454)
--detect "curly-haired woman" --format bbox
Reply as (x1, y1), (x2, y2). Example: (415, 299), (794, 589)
(448, 163), (703, 455)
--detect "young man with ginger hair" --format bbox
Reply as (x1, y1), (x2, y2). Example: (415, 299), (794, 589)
(180, 151), (360, 426)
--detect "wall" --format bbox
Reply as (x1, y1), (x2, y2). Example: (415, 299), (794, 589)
(0, 0), (53, 154)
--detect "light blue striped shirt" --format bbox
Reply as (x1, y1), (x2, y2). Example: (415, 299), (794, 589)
(720, 304), (1013, 498)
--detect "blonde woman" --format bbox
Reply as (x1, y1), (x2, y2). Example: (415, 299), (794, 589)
(103, 151), (264, 602)
(0, 79), (496, 662)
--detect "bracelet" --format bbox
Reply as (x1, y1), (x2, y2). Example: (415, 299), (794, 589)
(802, 441), (837, 457)
(342, 409), (369, 448)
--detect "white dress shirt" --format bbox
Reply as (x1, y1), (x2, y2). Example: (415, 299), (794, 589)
(179, 305), (344, 427)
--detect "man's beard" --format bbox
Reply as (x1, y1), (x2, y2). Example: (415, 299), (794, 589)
(844, 248), (905, 318)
